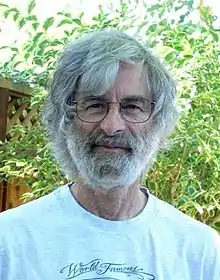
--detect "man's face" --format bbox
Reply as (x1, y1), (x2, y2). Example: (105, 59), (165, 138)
(66, 63), (160, 189)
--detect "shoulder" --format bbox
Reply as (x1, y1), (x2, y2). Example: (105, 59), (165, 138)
(0, 186), (61, 234)
(150, 193), (220, 275)
(149, 191), (219, 243)
(151, 193), (216, 231)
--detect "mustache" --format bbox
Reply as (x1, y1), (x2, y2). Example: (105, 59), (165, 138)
(85, 132), (140, 151)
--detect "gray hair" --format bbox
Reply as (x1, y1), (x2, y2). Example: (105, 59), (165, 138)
(42, 29), (179, 179)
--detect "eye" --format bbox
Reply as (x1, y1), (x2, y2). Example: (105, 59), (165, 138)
(121, 103), (144, 112)
(86, 102), (106, 110)
(127, 104), (142, 110)
(87, 103), (104, 109)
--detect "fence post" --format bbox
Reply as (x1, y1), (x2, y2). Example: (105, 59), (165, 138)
(0, 88), (9, 142)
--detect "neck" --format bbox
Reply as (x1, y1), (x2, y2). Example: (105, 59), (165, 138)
(70, 180), (148, 221)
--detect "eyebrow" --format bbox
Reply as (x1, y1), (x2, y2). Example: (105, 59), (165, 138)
(122, 96), (151, 102)
(89, 95), (151, 102)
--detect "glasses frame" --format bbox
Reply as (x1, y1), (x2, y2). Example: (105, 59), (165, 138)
(72, 96), (156, 124)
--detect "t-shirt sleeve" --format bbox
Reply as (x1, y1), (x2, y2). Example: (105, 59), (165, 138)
(204, 231), (220, 279)
(214, 233), (220, 279)
(0, 212), (16, 280)
(0, 246), (10, 280)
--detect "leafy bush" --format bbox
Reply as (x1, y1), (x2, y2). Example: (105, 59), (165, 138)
(0, 0), (219, 231)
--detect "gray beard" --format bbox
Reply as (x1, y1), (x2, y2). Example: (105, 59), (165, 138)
(66, 124), (160, 190)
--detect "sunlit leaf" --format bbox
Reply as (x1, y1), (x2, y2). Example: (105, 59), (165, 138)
(16, 161), (27, 167)
(28, 0), (36, 14)
(13, 11), (19, 21)
(43, 17), (55, 31)
(0, 45), (9, 50)
(72, 18), (81, 25)
(3, 9), (9, 18)
(33, 32), (43, 43)
(0, 2), (9, 8)
(3, 7), (18, 18)
(57, 11), (72, 18)
(32, 22), (39, 30)
(26, 15), (37, 21)
(13, 61), (22, 68)
(19, 18), (26, 28)
(57, 19), (73, 27)
(210, 30), (219, 42)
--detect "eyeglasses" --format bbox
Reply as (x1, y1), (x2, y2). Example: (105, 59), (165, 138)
(72, 96), (156, 123)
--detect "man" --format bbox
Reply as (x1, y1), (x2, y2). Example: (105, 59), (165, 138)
(0, 30), (219, 280)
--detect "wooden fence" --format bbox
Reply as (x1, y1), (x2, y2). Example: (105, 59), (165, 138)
(0, 180), (31, 212)
(0, 77), (37, 212)
(0, 77), (39, 141)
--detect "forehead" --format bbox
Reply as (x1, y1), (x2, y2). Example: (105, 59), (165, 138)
(104, 63), (148, 100)
(75, 62), (150, 101)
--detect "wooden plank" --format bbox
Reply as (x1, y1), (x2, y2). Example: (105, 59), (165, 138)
(7, 101), (29, 130)
(22, 107), (38, 127)
(0, 181), (7, 212)
(0, 183), (3, 212)
(0, 77), (33, 97)
(7, 97), (18, 112)
(5, 180), (31, 210)
(0, 88), (9, 142)
(9, 91), (32, 98)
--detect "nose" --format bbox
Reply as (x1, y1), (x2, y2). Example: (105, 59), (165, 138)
(99, 103), (127, 135)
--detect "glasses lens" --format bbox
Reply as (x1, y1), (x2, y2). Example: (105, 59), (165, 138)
(120, 98), (152, 123)
(77, 97), (107, 122)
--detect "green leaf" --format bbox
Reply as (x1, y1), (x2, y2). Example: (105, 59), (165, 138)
(64, 30), (70, 36)
(57, 19), (73, 27)
(72, 18), (81, 25)
(28, 0), (36, 14)
(43, 17), (55, 31)
(13, 12), (19, 21)
(165, 51), (175, 62)
(49, 39), (64, 46)
(38, 39), (49, 50)
(148, 24), (157, 32)
(0, 165), (11, 173)
(79, 12), (84, 19)
(147, 4), (162, 12)
(13, 61), (22, 68)
(184, 54), (193, 59)
(0, 2), (9, 8)
(0, 45), (9, 50)
(10, 47), (18, 52)
(32, 22), (39, 30)
(57, 11), (72, 18)
(19, 18), (26, 28)
(16, 161), (27, 167)
(3, 7), (19, 18)
(3, 9), (9, 18)
(26, 15), (37, 21)
(199, 3), (213, 25)
(179, 195), (190, 205)
(33, 32), (43, 43)
(188, 186), (196, 195)
(24, 52), (30, 60)
(44, 50), (57, 59)
(210, 30), (219, 42)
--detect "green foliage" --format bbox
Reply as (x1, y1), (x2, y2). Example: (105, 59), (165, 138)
(28, 0), (35, 15)
(0, 124), (65, 199)
(142, 0), (220, 230)
(0, 0), (219, 230)
(0, 0), (133, 87)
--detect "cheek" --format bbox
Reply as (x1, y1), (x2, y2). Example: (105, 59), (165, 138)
(76, 119), (98, 133)
(129, 120), (156, 140)
(128, 122), (148, 135)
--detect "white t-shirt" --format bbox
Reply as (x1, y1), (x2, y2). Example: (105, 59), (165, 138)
(0, 183), (219, 280)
